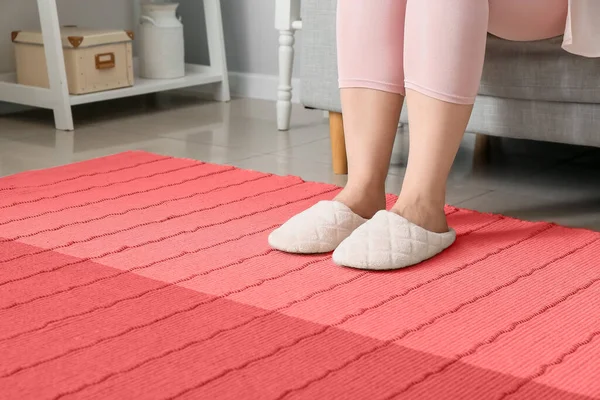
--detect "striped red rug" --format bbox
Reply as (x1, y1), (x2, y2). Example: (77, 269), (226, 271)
(1, 151), (599, 400)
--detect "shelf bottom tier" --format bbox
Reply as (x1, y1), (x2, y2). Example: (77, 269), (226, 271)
(0, 64), (223, 108)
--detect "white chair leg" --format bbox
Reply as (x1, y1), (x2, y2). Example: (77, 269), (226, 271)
(37, 0), (73, 131)
(203, 0), (230, 102)
(277, 29), (295, 131)
(275, 0), (301, 131)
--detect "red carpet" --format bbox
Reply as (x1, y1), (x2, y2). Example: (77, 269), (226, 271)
(1, 151), (599, 400)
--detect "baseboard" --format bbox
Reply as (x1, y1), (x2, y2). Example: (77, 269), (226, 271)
(185, 71), (301, 103)
(228, 72), (301, 103)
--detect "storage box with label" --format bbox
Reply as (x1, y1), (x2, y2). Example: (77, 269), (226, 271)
(11, 27), (134, 95)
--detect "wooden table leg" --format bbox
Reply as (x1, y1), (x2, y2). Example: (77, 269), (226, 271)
(473, 133), (491, 168)
(329, 112), (348, 175)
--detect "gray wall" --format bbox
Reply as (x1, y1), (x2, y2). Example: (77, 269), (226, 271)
(182, 0), (302, 76)
(0, 0), (301, 76)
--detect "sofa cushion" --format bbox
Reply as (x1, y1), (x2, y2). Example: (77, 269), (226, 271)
(467, 95), (600, 148)
(481, 35), (600, 104)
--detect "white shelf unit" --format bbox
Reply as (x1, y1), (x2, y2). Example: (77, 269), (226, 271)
(0, 0), (230, 131)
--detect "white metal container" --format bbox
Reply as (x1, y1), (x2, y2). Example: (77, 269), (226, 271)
(139, 2), (186, 79)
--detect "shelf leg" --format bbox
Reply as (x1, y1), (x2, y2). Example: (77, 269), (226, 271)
(54, 130), (75, 163)
(204, 0), (230, 102)
(38, 0), (73, 131)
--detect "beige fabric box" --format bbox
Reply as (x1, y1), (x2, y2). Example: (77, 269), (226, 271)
(11, 27), (134, 95)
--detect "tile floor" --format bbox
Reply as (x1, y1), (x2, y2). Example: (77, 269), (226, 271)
(1, 94), (600, 230)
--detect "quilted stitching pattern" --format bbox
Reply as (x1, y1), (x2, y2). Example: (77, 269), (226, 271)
(333, 210), (456, 270)
(268, 201), (367, 254)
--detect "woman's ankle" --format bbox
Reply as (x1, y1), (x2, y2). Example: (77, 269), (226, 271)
(391, 196), (448, 233)
(334, 182), (386, 219)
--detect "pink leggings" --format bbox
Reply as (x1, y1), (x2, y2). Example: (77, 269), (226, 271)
(337, 0), (568, 104)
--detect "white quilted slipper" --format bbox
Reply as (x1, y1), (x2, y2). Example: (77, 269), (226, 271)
(268, 200), (367, 254)
(332, 210), (456, 270)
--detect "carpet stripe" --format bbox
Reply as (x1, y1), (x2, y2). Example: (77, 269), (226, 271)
(0, 156), (171, 193)
(0, 172), (272, 264)
(0, 226), (279, 342)
(0, 163), (234, 232)
(0, 185), (336, 310)
(7, 176), (312, 250)
(0, 165), (245, 227)
(498, 331), (600, 399)
(0, 175), (305, 276)
(0, 159), (203, 209)
(0, 151), (164, 191)
(390, 277), (600, 398)
(1, 250), (304, 377)
(516, 333), (600, 399)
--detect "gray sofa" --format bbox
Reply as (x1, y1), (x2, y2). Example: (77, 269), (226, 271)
(300, 0), (600, 173)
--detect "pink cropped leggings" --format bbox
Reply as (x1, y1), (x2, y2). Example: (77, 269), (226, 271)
(337, 0), (568, 105)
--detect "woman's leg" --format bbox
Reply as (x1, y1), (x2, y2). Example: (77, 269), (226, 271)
(394, 0), (568, 234)
(333, 0), (567, 226)
(394, 0), (490, 233)
(332, 0), (568, 269)
(334, 0), (407, 219)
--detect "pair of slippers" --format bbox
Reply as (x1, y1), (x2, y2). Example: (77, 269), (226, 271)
(268, 200), (456, 270)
